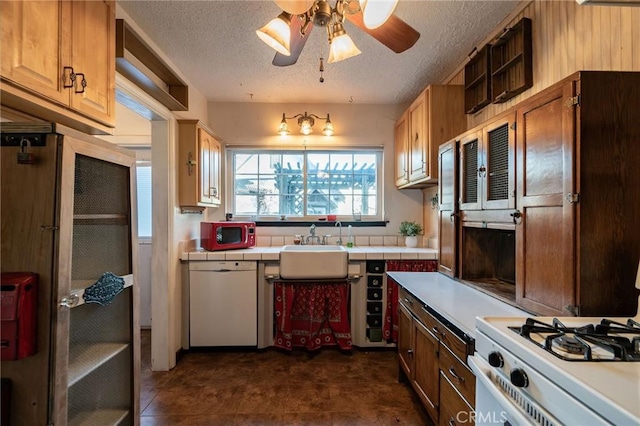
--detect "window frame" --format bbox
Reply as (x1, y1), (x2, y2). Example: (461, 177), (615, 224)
(226, 147), (384, 222)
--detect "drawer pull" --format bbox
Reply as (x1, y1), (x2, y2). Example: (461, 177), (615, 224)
(432, 326), (439, 335)
(407, 348), (414, 357)
(448, 367), (465, 383)
(403, 297), (413, 305)
(448, 417), (456, 426)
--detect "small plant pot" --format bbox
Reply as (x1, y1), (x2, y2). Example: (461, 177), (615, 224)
(405, 236), (418, 248)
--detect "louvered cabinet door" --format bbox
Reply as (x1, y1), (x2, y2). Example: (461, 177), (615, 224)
(458, 131), (482, 211)
(482, 113), (516, 210)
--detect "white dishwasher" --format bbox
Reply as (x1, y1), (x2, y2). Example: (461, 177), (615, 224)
(189, 261), (257, 347)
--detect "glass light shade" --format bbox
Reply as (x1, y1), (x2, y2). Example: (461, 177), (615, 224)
(322, 114), (334, 136)
(278, 114), (290, 136)
(256, 12), (292, 56)
(328, 24), (361, 63)
(360, 0), (399, 29)
(299, 118), (313, 135)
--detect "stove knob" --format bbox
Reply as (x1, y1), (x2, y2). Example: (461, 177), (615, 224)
(488, 351), (504, 368)
(510, 368), (529, 388)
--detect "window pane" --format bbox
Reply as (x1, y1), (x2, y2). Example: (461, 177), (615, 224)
(136, 165), (152, 237)
(231, 150), (380, 218)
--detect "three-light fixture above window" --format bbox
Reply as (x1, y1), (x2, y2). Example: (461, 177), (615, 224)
(256, 0), (419, 66)
(278, 112), (334, 136)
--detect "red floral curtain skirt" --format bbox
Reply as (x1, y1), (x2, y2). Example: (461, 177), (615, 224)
(274, 281), (352, 351)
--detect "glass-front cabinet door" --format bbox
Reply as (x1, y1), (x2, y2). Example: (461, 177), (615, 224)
(54, 134), (139, 425)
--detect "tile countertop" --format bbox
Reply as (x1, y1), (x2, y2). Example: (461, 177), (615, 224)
(180, 246), (438, 261)
(388, 272), (529, 339)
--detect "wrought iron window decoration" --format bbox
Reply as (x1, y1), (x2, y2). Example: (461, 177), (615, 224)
(278, 112), (334, 136)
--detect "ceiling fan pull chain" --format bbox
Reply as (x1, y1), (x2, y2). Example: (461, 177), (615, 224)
(319, 56), (325, 83)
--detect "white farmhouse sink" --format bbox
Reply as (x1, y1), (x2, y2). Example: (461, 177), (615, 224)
(279, 245), (348, 279)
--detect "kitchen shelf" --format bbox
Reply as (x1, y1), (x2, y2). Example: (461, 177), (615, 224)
(68, 343), (130, 387)
(115, 19), (188, 111)
(464, 45), (492, 114)
(490, 17), (532, 104)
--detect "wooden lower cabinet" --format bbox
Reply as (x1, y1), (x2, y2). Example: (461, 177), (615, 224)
(398, 287), (474, 425)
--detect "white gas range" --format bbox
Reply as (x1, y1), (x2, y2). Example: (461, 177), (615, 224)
(469, 266), (640, 425)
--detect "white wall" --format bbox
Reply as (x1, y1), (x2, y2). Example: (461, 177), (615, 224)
(207, 102), (425, 238)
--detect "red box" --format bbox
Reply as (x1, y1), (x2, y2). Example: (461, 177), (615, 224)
(1, 272), (38, 361)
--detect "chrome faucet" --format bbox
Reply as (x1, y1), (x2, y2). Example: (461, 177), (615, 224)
(334, 221), (343, 245)
(306, 224), (321, 245)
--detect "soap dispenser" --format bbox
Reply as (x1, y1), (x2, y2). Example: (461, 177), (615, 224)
(346, 225), (354, 248)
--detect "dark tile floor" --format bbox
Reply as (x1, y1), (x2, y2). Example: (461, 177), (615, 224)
(140, 330), (431, 425)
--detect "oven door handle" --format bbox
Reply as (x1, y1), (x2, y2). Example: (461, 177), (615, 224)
(468, 355), (540, 426)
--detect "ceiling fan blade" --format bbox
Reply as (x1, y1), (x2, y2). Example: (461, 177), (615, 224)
(346, 10), (420, 54)
(272, 16), (314, 67)
(274, 0), (314, 15)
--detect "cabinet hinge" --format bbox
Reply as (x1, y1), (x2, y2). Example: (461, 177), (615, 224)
(565, 95), (580, 108)
(565, 193), (580, 203)
(565, 305), (580, 316)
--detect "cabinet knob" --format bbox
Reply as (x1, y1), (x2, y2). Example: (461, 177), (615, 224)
(478, 165), (487, 177)
(449, 212), (455, 223)
(407, 348), (414, 356)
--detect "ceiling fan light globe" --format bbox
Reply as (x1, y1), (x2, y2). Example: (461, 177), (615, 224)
(360, 0), (399, 29)
(328, 33), (362, 63)
(256, 13), (292, 56)
(274, 0), (315, 14)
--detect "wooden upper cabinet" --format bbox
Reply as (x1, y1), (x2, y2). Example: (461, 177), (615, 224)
(438, 139), (458, 277)
(459, 112), (516, 213)
(1, 0), (70, 105)
(394, 111), (409, 187)
(396, 85), (466, 189)
(68, 0), (115, 125)
(408, 92), (426, 182)
(515, 71), (640, 317)
(0, 0), (115, 132)
(515, 83), (573, 316)
(178, 120), (222, 210)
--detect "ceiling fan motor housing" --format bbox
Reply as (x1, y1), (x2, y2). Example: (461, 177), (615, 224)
(313, 0), (333, 27)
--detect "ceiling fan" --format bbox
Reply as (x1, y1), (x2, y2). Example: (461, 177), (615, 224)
(256, 0), (420, 66)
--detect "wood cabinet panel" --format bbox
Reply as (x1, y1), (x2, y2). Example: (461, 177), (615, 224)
(394, 111), (409, 186)
(439, 372), (474, 426)
(69, 0), (115, 124)
(397, 302), (413, 378)
(396, 85), (466, 188)
(516, 83), (574, 316)
(178, 120), (222, 209)
(1, 0), (69, 104)
(439, 345), (475, 406)
(413, 319), (439, 422)
(0, 0), (115, 132)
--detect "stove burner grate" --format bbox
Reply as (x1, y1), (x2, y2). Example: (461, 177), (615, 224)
(509, 318), (640, 362)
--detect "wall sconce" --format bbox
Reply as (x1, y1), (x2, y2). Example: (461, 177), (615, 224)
(278, 112), (334, 136)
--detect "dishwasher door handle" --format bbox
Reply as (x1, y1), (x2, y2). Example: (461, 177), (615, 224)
(212, 269), (232, 272)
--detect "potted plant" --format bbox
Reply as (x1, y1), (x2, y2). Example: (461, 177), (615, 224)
(399, 221), (423, 248)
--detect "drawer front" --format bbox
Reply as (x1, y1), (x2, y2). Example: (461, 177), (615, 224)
(439, 345), (475, 406)
(366, 260), (385, 273)
(439, 372), (474, 426)
(399, 287), (417, 311)
(367, 275), (383, 287)
(367, 314), (383, 327)
(367, 301), (383, 314)
(426, 313), (469, 362)
(367, 288), (383, 301)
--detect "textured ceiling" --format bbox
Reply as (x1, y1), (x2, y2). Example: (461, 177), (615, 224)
(119, 0), (521, 105)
